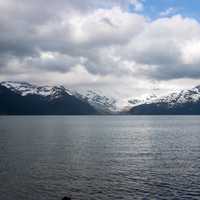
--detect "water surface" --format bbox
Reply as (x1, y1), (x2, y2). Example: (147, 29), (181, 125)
(0, 116), (200, 199)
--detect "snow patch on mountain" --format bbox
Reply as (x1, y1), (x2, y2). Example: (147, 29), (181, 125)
(153, 85), (200, 106)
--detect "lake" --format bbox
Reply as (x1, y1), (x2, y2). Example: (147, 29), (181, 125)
(0, 116), (200, 200)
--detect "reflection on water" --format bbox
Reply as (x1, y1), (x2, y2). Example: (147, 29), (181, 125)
(0, 116), (200, 199)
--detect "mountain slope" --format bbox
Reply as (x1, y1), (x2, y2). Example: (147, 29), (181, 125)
(0, 82), (97, 115)
(75, 90), (117, 114)
(129, 85), (200, 115)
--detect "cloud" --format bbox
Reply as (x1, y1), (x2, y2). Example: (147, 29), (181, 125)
(1, 0), (200, 99)
(121, 15), (200, 80)
(0, 4), (146, 75)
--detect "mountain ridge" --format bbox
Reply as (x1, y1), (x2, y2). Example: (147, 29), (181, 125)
(0, 81), (117, 115)
(129, 85), (200, 115)
(0, 82), (97, 115)
(1, 81), (200, 115)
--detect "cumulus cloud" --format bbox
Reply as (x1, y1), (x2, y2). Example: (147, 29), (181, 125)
(1, 0), (200, 99)
(120, 15), (200, 80)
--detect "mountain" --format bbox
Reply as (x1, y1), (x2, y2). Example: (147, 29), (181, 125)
(75, 90), (117, 114)
(2, 81), (200, 115)
(128, 94), (158, 107)
(0, 81), (97, 115)
(129, 85), (200, 115)
(1, 81), (76, 98)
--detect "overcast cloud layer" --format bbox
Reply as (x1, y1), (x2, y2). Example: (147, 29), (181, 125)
(1, 0), (200, 102)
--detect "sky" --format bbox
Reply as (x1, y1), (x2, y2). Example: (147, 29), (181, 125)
(1, 0), (200, 104)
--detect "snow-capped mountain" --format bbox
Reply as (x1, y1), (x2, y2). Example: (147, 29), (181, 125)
(76, 90), (117, 114)
(152, 85), (200, 106)
(0, 81), (117, 114)
(0, 81), (97, 115)
(129, 85), (200, 115)
(2, 81), (200, 115)
(130, 85), (200, 107)
(1, 81), (73, 99)
(128, 94), (158, 107)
